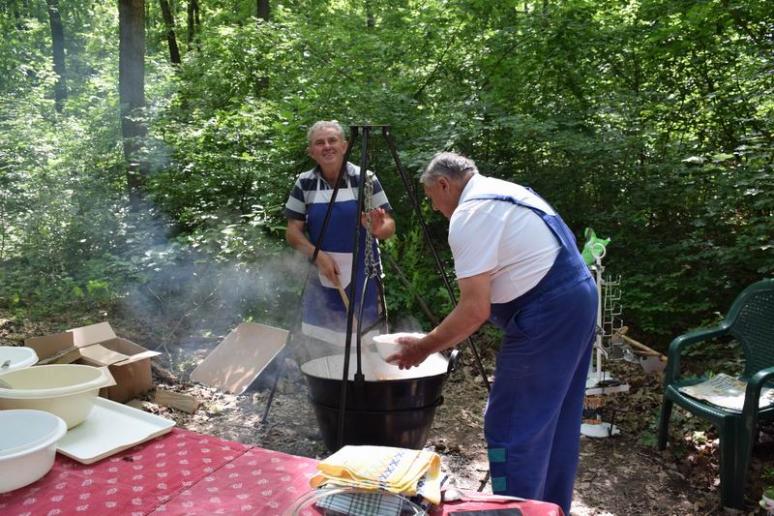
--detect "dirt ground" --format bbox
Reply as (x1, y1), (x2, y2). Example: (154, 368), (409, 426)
(3, 317), (771, 515)
(142, 344), (766, 516)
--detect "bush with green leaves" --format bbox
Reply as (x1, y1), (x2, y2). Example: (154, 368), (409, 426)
(0, 0), (770, 357)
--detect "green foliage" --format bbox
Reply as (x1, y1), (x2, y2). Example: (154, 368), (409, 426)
(0, 0), (771, 360)
(762, 467), (774, 487)
(382, 225), (456, 327)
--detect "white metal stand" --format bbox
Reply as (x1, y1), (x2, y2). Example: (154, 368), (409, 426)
(580, 421), (620, 438)
(581, 244), (629, 438)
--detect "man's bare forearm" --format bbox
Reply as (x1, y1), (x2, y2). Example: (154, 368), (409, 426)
(286, 223), (315, 258)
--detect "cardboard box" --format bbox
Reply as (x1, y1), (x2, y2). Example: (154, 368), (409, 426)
(25, 322), (160, 403)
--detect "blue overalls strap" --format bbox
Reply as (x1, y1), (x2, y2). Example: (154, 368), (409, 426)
(464, 193), (573, 249)
(464, 193), (590, 315)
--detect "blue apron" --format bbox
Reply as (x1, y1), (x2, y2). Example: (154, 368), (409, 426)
(466, 193), (597, 515)
(302, 172), (380, 345)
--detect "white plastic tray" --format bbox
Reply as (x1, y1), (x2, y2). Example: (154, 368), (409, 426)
(57, 397), (175, 464)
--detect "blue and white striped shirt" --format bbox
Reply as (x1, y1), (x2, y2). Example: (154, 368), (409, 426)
(284, 162), (392, 220)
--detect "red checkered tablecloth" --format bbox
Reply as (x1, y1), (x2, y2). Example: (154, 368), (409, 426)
(0, 428), (561, 515)
(149, 444), (318, 514)
(0, 429), (253, 515)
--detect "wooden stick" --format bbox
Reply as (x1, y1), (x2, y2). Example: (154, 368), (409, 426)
(336, 284), (361, 332)
(621, 335), (667, 361)
(616, 326), (666, 361)
(336, 284), (350, 310)
(154, 389), (200, 414)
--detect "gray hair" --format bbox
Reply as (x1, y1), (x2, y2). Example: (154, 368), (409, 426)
(306, 120), (346, 144)
(420, 151), (478, 184)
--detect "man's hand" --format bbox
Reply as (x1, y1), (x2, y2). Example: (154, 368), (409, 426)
(386, 272), (492, 369)
(361, 208), (395, 240)
(386, 335), (432, 370)
(314, 251), (341, 286)
(287, 219), (343, 285)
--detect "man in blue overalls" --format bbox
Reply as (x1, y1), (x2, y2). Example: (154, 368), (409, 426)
(285, 121), (395, 359)
(388, 152), (596, 515)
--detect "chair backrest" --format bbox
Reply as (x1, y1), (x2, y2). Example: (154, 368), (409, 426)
(726, 279), (774, 378)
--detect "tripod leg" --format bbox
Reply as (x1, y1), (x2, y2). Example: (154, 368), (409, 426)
(382, 127), (491, 391)
(260, 354), (286, 425)
(478, 470), (491, 493)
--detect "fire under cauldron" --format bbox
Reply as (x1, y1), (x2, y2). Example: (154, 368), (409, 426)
(301, 351), (455, 451)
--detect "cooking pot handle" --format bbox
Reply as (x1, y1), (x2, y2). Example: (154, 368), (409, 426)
(445, 349), (460, 376)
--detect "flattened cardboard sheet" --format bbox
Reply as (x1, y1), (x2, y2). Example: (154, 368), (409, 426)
(190, 322), (289, 395)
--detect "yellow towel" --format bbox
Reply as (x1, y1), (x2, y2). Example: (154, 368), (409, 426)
(310, 445), (443, 504)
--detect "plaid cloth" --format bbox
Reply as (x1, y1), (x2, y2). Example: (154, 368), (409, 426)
(315, 490), (411, 516)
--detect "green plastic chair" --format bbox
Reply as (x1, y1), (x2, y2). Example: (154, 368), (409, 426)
(657, 278), (774, 509)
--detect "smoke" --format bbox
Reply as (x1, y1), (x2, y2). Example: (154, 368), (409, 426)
(112, 200), (432, 388)
(112, 197), (311, 380)
(390, 314), (425, 334)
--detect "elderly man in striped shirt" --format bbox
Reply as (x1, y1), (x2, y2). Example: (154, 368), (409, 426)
(285, 121), (395, 360)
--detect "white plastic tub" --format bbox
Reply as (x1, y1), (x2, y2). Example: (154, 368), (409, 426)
(0, 364), (115, 428)
(0, 346), (38, 373)
(0, 409), (67, 493)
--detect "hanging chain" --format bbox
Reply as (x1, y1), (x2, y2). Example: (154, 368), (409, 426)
(362, 169), (379, 278)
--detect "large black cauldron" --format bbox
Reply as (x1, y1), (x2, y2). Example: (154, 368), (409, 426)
(301, 351), (453, 450)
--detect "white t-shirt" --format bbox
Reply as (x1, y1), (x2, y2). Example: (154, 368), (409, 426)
(449, 174), (561, 303)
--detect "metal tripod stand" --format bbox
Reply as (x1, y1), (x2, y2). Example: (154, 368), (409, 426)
(263, 124), (491, 450)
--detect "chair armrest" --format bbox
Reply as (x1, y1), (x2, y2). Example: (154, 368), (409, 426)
(664, 324), (729, 385)
(742, 367), (774, 425)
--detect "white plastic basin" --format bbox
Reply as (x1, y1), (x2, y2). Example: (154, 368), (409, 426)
(0, 346), (38, 373)
(0, 364), (114, 428)
(372, 332), (427, 361)
(0, 409), (67, 493)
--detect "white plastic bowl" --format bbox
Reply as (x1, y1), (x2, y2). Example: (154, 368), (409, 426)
(0, 364), (114, 428)
(0, 409), (67, 493)
(372, 332), (426, 361)
(0, 346), (39, 373)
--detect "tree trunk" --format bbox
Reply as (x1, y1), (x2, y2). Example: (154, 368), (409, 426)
(12, 0), (27, 30)
(257, 0), (269, 21)
(187, 0), (199, 49)
(46, 0), (67, 112)
(159, 0), (181, 64)
(255, 0), (270, 93)
(187, 0), (194, 44)
(118, 0), (147, 202)
(365, 0), (374, 28)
